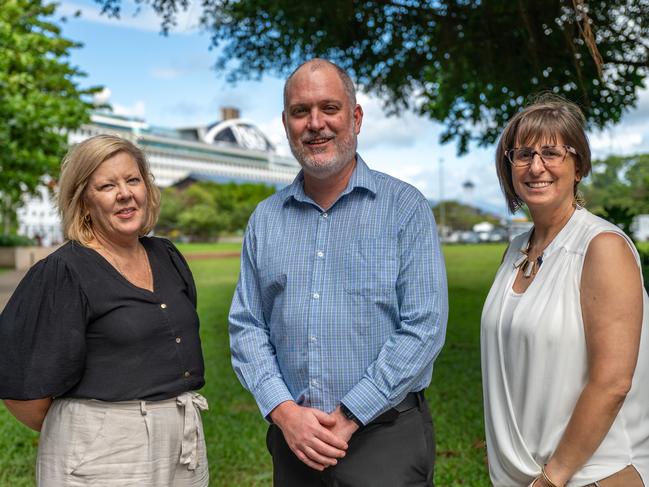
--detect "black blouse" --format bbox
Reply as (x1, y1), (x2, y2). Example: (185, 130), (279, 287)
(0, 237), (205, 401)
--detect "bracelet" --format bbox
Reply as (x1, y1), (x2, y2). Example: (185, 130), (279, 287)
(541, 465), (560, 487)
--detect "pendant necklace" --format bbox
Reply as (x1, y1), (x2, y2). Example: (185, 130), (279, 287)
(101, 243), (152, 288)
(513, 238), (544, 278)
(513, 209), (575, 279)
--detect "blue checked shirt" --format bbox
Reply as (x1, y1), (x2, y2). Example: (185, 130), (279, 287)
(229, 155), (448, 425)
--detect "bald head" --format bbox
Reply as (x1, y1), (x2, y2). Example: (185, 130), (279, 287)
(283, 59), (357, 111)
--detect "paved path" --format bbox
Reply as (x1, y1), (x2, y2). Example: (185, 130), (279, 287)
(0, 269), (27, 311)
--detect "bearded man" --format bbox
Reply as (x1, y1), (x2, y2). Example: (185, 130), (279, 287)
(229, 58), (448, 486)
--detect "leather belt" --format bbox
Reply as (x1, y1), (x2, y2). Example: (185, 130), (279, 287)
(370, 390), (425, 424)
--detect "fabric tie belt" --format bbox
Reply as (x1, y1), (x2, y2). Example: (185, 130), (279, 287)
(137, 391), (209, 471)
(176, 391), (209, 471)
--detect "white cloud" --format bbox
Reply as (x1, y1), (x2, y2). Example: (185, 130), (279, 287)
(620, 85), (649, 125)
(93, 87), (112, 105)
(58, 0), (201, 33)
(151, 67), (182, 80)
(113, 100), (146, 118)
(353, 91), (510, 214)
(357, 92), (436, 149)
(590, 130), (644, 155)
(590, 86), (649, 158)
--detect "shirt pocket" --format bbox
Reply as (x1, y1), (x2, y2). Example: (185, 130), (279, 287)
(343, 237), (398, 298)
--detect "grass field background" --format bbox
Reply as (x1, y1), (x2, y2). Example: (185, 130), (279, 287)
(0, 243), (504, 486)
(175, 242), (243, 255)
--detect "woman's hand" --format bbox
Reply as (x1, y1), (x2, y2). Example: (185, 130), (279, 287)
(3, 398), (52, 431)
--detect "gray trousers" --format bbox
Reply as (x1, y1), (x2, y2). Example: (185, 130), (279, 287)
(37, 392), (209, 487)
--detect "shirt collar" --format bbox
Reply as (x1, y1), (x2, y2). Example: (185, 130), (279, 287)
(283, 153), (377, 206)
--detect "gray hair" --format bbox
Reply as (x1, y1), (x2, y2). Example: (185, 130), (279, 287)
(283, 58), (357, 110)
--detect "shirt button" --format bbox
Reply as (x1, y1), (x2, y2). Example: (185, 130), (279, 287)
(311, 379), (318, 387)
(312, 292), (320, 299)
(175, 337), (181, 344)
(322, 212), (328, 218)
(184, 371), (190, 378)
(309, 335), (317, 343)
(316, 250), (324, 258)
(160, 303), (167, 309)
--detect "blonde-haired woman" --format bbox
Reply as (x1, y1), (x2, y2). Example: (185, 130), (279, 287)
(0, 134), (209, 486)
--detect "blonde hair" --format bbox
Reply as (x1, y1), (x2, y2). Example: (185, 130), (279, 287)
(495, 94), (592, 213)
(57, 134), (161, 245)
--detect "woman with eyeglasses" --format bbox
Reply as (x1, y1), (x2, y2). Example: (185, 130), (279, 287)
(481, 95), (649, 487)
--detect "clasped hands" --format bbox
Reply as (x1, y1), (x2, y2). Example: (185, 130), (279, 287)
(270, 401), (360, 471)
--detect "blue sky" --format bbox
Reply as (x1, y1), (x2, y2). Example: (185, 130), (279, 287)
(57, 0), (649, 217)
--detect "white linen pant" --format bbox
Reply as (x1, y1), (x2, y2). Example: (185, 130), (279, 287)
(36, 392), (209, 487)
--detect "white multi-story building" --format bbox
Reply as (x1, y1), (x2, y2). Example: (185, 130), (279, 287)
(17, 109), (300, 245)
(15, 180), (63, 246)
(632, 214), (649, 242)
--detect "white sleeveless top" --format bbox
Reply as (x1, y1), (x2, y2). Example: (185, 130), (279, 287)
(481, 208), (649, 487)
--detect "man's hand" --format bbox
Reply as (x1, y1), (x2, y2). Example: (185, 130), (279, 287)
(327, 406), (360, 444)
(270, 401), (348, 471)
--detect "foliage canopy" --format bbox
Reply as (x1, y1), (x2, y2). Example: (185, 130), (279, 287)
(157, 181), (275, 240)
(581, 152), (649, 235)
(432, 200), (501, 232)
(0, 0), (98, 232)
(97, 0), (648, 154)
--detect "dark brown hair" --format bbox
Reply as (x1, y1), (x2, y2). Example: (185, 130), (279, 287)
(495, 94), (591, 213)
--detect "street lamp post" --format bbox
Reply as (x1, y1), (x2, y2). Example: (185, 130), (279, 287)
(439, 157), (445, 240)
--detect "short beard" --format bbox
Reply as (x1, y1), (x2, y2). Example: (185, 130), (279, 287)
(288, 127), (357, 180)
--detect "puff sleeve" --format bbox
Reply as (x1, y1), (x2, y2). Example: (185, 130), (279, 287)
(160, 238), (197, 308)
(0, 255), (88, 400)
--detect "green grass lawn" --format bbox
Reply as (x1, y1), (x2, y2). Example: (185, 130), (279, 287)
(0, 244), (503, 486)
(430, 244), (503, 486)
(175, 242), (243, 255)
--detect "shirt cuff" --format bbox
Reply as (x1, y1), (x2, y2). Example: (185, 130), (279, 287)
(340, 377), (391, 425)
(254, 376), (294, 421)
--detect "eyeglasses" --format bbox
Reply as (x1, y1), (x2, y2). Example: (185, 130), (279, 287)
(506, 145), (577, 167)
